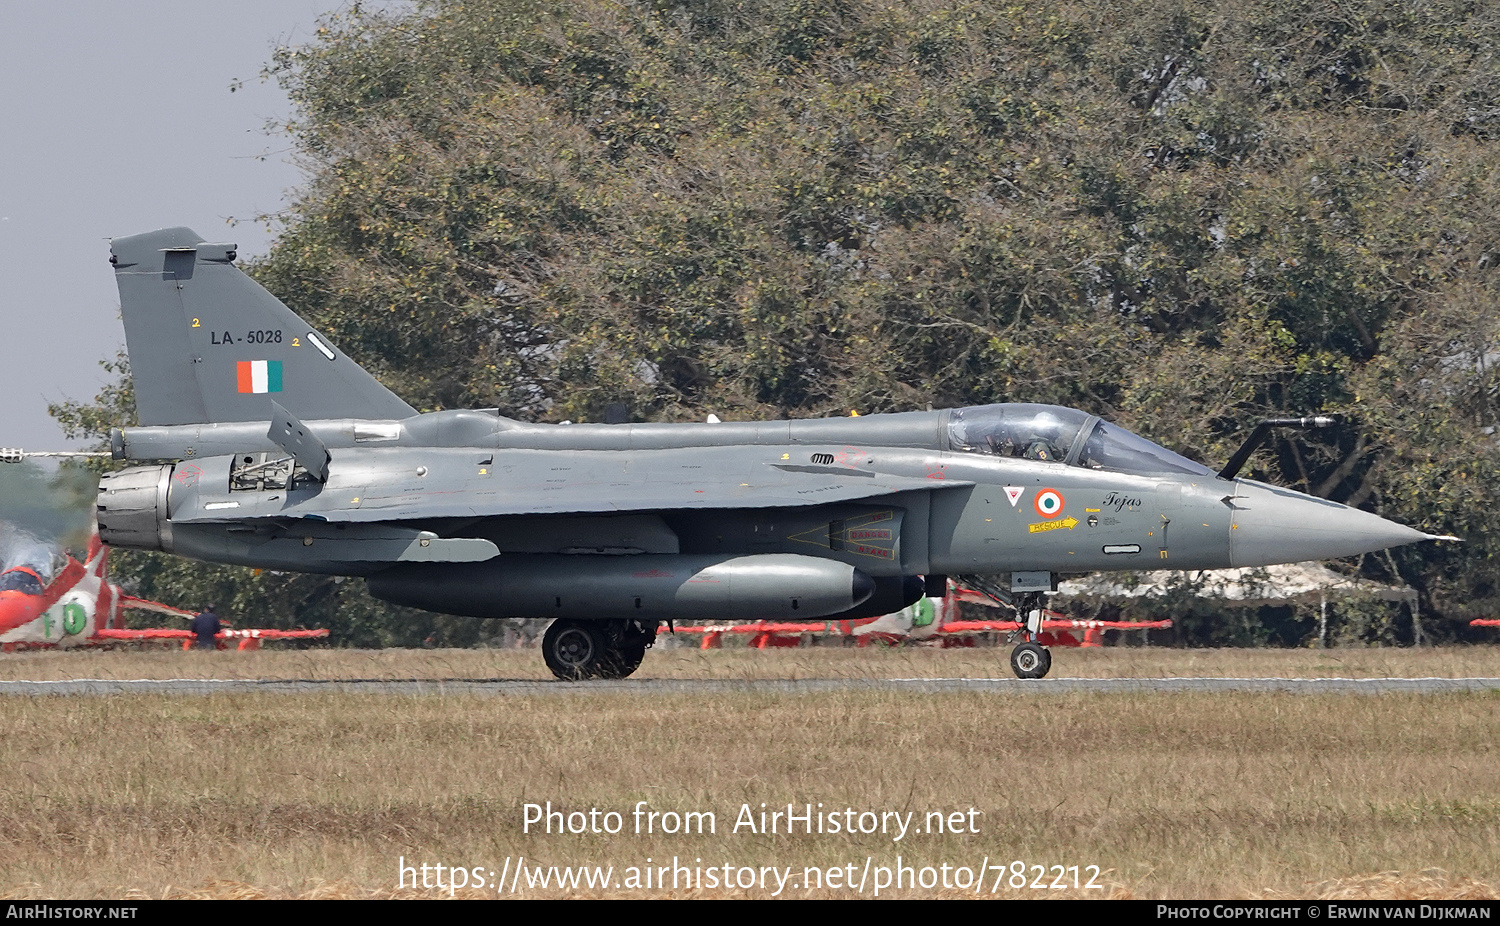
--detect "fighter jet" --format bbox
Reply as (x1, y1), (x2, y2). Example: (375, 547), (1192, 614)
(62, 227), (1447, 679)
(0, 519), (329, 650)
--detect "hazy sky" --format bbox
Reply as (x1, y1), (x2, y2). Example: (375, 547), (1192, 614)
(0, 1), (398, 454)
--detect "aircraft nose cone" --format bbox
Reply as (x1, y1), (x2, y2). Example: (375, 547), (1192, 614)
(1228, 481), (1433, 568)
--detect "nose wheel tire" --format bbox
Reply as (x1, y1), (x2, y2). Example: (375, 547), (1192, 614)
(1010, 641), (1052, 679)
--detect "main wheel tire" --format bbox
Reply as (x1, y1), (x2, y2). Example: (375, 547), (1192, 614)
(1010, 641), (1051, 680)
(543, 619), (606, 681)
(618, 619), (659, 651)
(596, 643), (647, 680)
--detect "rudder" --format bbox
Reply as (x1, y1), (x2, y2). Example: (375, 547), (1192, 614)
(110, 227), (416, 426)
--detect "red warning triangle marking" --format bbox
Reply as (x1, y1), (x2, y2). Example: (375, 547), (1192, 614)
(1004, 486), (1024, 507)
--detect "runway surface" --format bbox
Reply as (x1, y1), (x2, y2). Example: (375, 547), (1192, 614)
(2, 677), (1498, 695)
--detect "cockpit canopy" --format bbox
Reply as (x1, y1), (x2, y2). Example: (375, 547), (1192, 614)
(947, 404), (1213, 477)
(0, 568), (45, 596)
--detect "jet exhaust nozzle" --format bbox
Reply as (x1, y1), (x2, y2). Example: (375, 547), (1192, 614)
(96, 465), (175, 552)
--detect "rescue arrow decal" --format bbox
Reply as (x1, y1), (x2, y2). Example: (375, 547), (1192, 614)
(1028, 516), (1079, 534)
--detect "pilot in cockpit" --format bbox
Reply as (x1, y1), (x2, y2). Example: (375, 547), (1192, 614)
(958, 405), (1078, 463)
(981, 431), (1019, 458)
(951, 404), (1217, 477)
(1016, 412), (1070, 462)
(1022, 437), (1063, 462)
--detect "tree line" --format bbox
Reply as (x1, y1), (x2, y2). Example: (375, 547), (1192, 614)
(54, 0), (1500, 644)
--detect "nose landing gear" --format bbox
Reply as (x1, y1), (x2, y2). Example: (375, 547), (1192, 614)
(1008, 591), (1053, 680)
(1009, 640), (1052, 679)
(956, 577), (1056, 680)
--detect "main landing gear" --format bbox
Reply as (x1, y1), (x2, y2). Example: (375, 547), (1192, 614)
(1008, 591), (1053, 680)
(542, 618), (659, 681)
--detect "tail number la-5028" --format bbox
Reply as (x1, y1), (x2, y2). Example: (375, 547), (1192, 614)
(208, 329), (283, 345)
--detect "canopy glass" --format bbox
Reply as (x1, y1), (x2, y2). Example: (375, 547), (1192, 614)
(947, 404), (1214, 477)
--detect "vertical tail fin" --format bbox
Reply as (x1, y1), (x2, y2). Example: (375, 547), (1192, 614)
(110, 227), (416, 426)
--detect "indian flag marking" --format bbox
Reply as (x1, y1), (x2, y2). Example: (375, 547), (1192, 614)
(236, 360), (283, 394)
(1033, 488), (1065, 519)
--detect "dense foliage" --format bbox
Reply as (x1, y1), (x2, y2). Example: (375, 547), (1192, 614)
(54, 0), (1500, 643)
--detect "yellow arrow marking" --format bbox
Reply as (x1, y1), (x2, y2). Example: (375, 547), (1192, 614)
(1028, 516), (1079, 534)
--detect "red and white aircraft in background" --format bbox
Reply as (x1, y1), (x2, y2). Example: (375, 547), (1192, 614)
(671, 581), (1171, 649)
(0, 526), (327, 651)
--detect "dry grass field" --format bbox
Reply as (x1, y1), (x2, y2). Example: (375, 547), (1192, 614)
(3, 640), (1500, 681)
(1, 645), (1497, 899)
